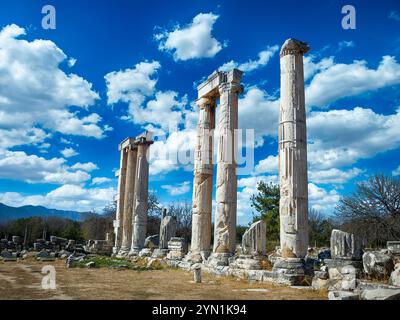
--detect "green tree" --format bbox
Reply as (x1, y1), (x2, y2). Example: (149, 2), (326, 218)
(250, 181), (280, 241)
(62, 220), (84, 241)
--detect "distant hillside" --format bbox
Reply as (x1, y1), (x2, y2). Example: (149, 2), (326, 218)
(0, 203), (89, 223)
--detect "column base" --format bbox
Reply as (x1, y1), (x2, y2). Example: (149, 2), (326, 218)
(184, 250), (210, 263)
(116, 247), (130, 258)
(272, 257), (308, 286)
(230, 254), (269, 270)
(128, 247), (141, 257)
(206, 252), (233, 267)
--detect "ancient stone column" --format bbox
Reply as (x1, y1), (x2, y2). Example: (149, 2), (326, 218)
(129, 134), (153, 255)
(212, 71), (243, 262)
(113, 145), (128, 254)
(118, 143), (138, 256)
(278, 38), (310, 259)
(190, 97), (215, 262)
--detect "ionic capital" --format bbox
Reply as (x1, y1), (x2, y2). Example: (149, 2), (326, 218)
(280, 38), (310, 58)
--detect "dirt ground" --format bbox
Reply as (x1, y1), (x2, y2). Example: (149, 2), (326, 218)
(0, 259), (327, 300)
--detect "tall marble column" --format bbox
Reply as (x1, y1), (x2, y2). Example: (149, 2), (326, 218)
(129, 134), (153, 255)
(112, 145), (128, 254)
(212, 73), (243, 262)
(118, 143), (138, 256)
(190, 97), (215, 262)
(278, 38), (310, 258)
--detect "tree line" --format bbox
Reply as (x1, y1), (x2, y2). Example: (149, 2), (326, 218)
(250, 174), (400, 248)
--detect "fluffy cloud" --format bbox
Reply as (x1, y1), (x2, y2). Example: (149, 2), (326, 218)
(219, 45), (279, 73)
(0, 24), (106, 149)
(105, 61), (160, 105)
(0, 149), (91, 185)
(105, 60), (190, 132)
(60, 147), (78, 158)
(308, 183), (341, 213)
(392, 165), (400, 176)
(155, 13), (223, 61)
(254, 155), (278, 175)
(238, 87), (279, 147)
(91, 177), (112, 185)
(308, 107), (400, 169)
(71, 162), (98, 172)
(0, 184), (115, 212)
(161, 181), (191, 196)
(309, 168), (362, 184)
(306, 55), (400, 107)
(149, 128), (196, 175)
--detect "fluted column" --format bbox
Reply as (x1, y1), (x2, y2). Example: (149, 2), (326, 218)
(112, 146), (128, 254)
(130, 137), (153, 255)
(190, 97), (215, 262)
(118, 144), (137, 255)
(213, 81), (243, 257)
(279, 38), (309, 258)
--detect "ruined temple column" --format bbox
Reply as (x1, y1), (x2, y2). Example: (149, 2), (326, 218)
(129, 134), (153, 255)
(112, 144), (128, 254)
(118, 142), (138, 256)
(278, 39), (310, 259)
(190, 97), (216, 262)
(211, 72), (243, 264)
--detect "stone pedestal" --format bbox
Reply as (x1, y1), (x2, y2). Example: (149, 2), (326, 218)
(272, 257), (307, 285)
(129, 134), (153, 256)
(167, 237), (188, 261)
(278, 39), (310, 259)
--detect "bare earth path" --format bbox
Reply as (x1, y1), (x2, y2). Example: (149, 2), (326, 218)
(0, 259), (327, 300)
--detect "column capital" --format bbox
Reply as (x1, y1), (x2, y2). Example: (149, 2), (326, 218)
(196, 96), (215, 109)
(218, 82), (243, 95)
(280, 38), (310, 58)
(135, 131), (154, 146)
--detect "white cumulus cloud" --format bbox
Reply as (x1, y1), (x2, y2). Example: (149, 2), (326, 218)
(155, 13), (223, 61)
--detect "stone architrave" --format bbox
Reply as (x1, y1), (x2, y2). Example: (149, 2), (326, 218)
(118, 140), (138, 256)
(190, 96), (215, 262)
(129, 133), (153, 255)
(278, 38), (310, 259)
(331, 229), (363, 260)
(213, 72), (243, 258)
(159, 216), (177, 250)
(241, 220), (266, 256)
(113, 145), (128, 254)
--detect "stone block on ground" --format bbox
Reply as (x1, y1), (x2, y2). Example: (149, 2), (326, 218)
(363, 251), (394, 279)
(144, 234), (159, 249)
(361, 288), (400, 300)
(387, 241), (400, 256)
(330, 229), (363, 260)
(389, 264), (400, 287)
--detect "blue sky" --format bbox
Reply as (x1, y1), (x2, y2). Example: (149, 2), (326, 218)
(0, 0), (399, 225)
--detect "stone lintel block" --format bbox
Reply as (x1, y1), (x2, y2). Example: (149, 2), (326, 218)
(119, 137), (137, 151)
(197, 71), (226, 98)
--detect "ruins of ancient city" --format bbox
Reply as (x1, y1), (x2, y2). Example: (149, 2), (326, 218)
(2, 36), (399, 302)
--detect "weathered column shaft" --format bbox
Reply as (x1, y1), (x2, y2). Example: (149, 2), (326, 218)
(279, 39), (309, 258)
(213, 82), (241, 254)
(119, 146), (137, 253)
(190, 97), (215, 260)
(131, 142), (151, 253)
(113, 148), (128, 253)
